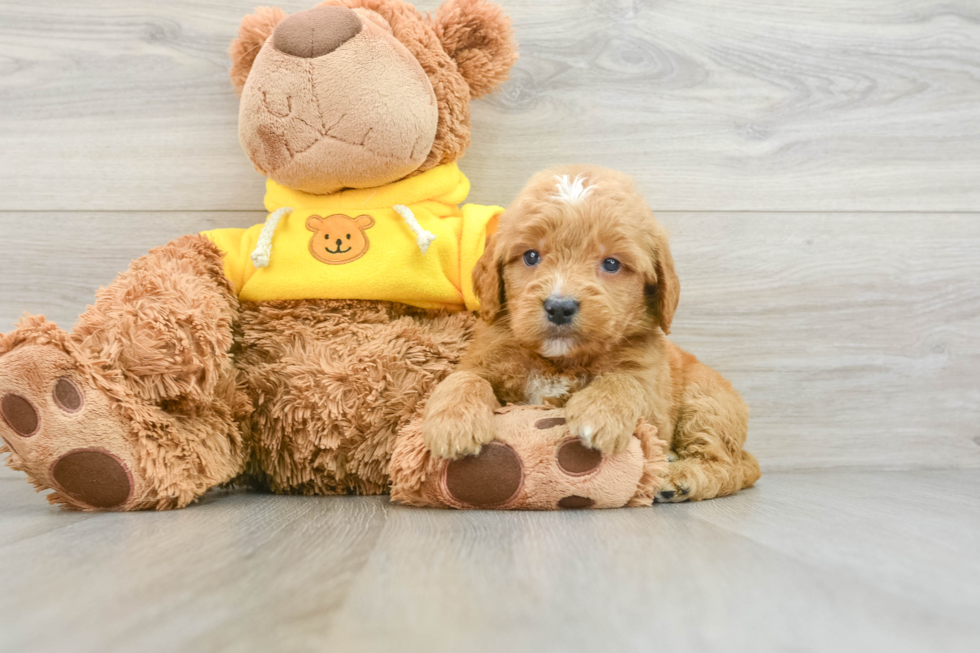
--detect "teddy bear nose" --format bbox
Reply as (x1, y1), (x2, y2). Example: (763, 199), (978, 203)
(272, 6), (363, 59)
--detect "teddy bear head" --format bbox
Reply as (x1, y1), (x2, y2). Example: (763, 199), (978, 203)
(229, 0), (518, 195)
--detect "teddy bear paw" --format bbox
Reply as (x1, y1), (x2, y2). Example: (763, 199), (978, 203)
(441, 438), (606, 510)
(437, 409), (645, 510)
(0, 343), (142, 510)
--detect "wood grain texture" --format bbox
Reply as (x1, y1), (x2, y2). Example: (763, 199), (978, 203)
(1, 471), (978, 653)
(2, 211), (978, 471)
(1, 0), (979, 211)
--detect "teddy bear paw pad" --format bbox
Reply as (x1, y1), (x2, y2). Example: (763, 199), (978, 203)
(50, 449), (133, 509)
(444, 442), (523, 508)
(556, 438), (602, 476)
(0, 344), (139, 510)
(557, 495), (595, 509)
(1, 393), (40, 436)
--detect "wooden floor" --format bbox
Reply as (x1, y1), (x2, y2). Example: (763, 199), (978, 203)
(0, 471), (977, 653)
(2, 1), (980, 651)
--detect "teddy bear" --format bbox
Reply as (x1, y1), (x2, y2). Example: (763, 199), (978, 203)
(0, 0), (669, 512)
(0, 0), (519, 511)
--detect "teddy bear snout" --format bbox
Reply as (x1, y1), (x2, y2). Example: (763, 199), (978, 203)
(273, 6), (363, 59)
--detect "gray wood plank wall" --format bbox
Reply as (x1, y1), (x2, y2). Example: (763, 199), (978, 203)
(1, 0), (978, 472)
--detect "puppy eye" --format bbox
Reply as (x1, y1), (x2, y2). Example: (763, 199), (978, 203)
(324, 234), (330, 239)
(346, 234), (351, 240)
(523, 250), (542, 266)
(601, 257), (621, 273)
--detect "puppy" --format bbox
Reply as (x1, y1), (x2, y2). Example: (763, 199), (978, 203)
(423, 166), (760, 502)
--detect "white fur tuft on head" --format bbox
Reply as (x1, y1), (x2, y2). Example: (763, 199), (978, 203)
(553, 173), (594, 204)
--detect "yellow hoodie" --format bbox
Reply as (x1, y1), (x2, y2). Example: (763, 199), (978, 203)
(203, 163), (501, 312)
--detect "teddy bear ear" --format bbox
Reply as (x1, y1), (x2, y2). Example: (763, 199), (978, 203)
(229, 6), (288, 97)
(431, 0), (519, 99)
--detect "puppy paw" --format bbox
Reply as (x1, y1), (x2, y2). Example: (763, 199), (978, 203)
(564, 389), (636, 455)
(423, 402), (496, 460)
(654, 480), (691, 503)
(655, 459), (695, 503)
(423, 371), (500, 460)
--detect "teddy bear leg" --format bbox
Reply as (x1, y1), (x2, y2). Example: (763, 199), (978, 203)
(0, 235), (248, 510)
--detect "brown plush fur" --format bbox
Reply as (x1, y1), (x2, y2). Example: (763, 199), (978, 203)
(430, 0), (519, 99)
(72, 235), (243, 413)
(235, 299), (474, 496)
(423, 166), (761, 502)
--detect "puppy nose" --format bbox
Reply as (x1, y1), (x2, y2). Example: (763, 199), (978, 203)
(544, 296), (580, 325)
(336, 238), (343, 247)
(273, 6), (363, 59)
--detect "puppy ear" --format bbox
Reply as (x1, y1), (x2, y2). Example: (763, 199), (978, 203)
(473, 232), (504, 321)
(229, 6), (287, 97)
(431, 0), (519, 99)
(355, 215), (375, 230)
(306, 215), (323, 232)
(647, 234), (680, 334)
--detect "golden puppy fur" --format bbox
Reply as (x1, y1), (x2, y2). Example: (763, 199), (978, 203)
(424, 166), (760, 502)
